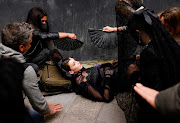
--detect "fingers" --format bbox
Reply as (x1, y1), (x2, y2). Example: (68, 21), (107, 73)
(53, 103), (63, 108)
(133, 83), (149, 99)
(53, 103), (61, 106)
(117, 26), (124, 31)
(70, 34), (77, 40)
(72, 34), (77, 40)
(133, 83), (159, 109)
(103, 26), (110, 30)
(103, 26), (114, 32)
(55, 108), (62, 112)
(102, 27), (109, 32)
(134, 83), (154, 99)
(135, 83), (158, 96)
(68, 33), (77, 40)
(52, 103), (64, 110)
(53, 103), (63, 112)
(49, 102), (64, 114)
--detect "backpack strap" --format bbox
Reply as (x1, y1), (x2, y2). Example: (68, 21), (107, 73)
(23, 63), (39, 74)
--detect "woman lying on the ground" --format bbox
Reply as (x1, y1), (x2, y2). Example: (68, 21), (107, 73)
(59, 57), (118, 102)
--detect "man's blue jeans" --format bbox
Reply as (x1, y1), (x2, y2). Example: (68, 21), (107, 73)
(28, 109), (44, 123)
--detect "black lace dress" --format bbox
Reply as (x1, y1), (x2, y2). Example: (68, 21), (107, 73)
(73, 67), (115, 102)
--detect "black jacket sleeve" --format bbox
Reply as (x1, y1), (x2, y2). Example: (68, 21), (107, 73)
(33, 30), (59, 40)
(155, 83), (180, 119)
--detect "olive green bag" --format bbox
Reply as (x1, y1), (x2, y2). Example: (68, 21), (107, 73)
(40, 64), (72, 92)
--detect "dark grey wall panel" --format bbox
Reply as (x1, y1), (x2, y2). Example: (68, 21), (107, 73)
(0, 0), (117, 61)
(144, 0), (180, 14)
(0, 0), (180, 61)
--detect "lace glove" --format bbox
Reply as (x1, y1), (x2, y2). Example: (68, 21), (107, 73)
(111, 59), (118, 68)
(105, 69), (114, 78)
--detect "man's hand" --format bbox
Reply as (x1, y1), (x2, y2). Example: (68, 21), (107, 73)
(47, 102), (63, 114)
(133, 83), (159, 109)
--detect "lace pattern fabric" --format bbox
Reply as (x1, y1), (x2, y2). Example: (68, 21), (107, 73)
(75, 67), (114, 102)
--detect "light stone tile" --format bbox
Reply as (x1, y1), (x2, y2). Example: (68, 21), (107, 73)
(45, 92), (77, 113)
(97, 103), (127, 123)
(45, 111), (63, 123)
(44, 93), (78, 123)
(67, 96), (104, 119)
(95, 120), (106, 123)
(111, 98), (118, 105)
(61, 114), (95, 123)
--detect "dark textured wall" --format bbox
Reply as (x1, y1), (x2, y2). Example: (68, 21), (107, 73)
(0, 0), (180, 61)
(0, 0), (117, 61)
(143, 0), (180, 14)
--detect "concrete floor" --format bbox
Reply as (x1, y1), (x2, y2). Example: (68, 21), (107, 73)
(25, 93), (126, 123)
(24, 60), (127, 123)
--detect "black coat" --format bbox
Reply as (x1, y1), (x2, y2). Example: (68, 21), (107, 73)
(155, 83), (180, 122)
(25, 30), (59, 58)
(139, 42), (164, 91)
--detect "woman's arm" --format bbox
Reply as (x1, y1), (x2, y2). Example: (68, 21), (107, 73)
(33, 30), (77, 40)
(102, 26), (127, 32)
(76, 73), (106, 101)
(58, 32), (77, 40)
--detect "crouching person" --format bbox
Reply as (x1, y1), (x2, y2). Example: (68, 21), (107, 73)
(61, 57), (116, 102)
(1, 22), (63, 123)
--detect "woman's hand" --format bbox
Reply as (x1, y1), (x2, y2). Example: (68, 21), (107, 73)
(103, 26), (117, 32)
(67, 33), (77, 40)
(103, 26), (124, 32)
(58, 32), (77, 40)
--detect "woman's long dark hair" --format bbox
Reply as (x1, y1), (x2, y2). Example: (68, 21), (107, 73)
(26, 7), (49, 32)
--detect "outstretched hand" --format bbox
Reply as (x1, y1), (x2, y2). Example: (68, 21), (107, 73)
(103, 26), (117, 32)
(47, 102), (63, 114)
(58, 32), (77, 40)
(133, 83), (159, 109)
(103, 26), (124, 32)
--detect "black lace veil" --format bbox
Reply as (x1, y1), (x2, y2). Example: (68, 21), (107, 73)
(116, 0), (180, 89)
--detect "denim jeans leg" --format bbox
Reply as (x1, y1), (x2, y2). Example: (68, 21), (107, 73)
(28, 109), (44, 123)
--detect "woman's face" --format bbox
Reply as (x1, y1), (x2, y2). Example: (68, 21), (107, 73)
(68, 58), (83, 73)
(41, 16), (47, 24)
